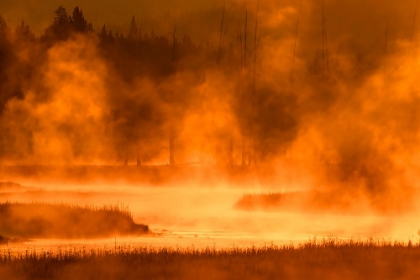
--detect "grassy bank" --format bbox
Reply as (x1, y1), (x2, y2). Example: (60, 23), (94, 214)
(234, 191), (374, 215)
(1, 239), (420, 279)
(0, 202), (149, 239)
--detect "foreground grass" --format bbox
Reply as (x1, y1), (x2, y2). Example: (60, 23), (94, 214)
(0, 202), (149, 239)
(1, 239), (420, 279)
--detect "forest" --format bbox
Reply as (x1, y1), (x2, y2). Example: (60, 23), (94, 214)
(1, 1), (420, 204)
(0, 4), (275, 168)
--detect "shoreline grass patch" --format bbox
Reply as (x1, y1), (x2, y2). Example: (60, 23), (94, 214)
(0, 202), (149, 239)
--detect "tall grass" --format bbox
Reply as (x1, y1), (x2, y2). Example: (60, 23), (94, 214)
(1, 238), (420, 279)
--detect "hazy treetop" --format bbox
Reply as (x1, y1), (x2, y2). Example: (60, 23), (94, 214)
(0, 0), (219, 35)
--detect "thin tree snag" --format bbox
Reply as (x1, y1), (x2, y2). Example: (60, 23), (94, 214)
(169, 24), (177, 167)
(218, 3), (226, 63)
(321, 0), (329, 79)
(290, 0), (302, 84)
(241, 10), (248, 168)
(250, 2), (260, 166)
(169, 128), (175, 166)
(136, 142), (141, 166)
(412, 0), (419, 42)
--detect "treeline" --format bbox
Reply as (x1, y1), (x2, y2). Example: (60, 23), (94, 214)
(3, 3), (420, 200)
(0, 5), (207, 95)
(0, 4), (294, 167)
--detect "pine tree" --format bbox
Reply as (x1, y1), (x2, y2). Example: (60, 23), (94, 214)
(99, 24), (108, 42)
(127, 16), (138, 40)
(0, 15), (10, 37)
(98, 25), (114, 46)
(71, 6), (88, 33)
(46, 5), (71, 40)
(108, 30), (115, 44)
(0, 15), (15, 114)
(14, 20), (35, 42)
(53, 6), (70, 29)
(0, 15), (12, 48)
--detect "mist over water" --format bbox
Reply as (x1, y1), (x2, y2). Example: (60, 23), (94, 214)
(1, 177), (419, 252)
(1, 0), (420, 251)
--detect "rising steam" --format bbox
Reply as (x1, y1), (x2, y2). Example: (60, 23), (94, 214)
(1, 0), (420, 213)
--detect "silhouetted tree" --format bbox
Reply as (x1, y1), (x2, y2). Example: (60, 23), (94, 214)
(99, 25), (107, 38)
(127, 16), (138, 40)
(0, 15), (12, 68)
(0, 15), (10, 39)
(71, 7), (90, 33)
(115, 31), (122, 41)
(98, 25), (114, 46)
(14, 20), (35, 42)
(45, 5), (71, 40)
(0, 15), (20, 114)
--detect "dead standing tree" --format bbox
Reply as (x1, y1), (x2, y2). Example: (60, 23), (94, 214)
(169, 24), (177, 167)
(218, 3), (228, 63)
(124, 16), (140, 167)
(289, 0), (302, 85)
(309, 0), (330, 79)
(217, 4), (235, 167)
(321, 0), (329, 79)
(412, 0), (419, 43)
(240, 10), (249, 167)
(250, 3), (260, 166)
(239, 6), (260, 168)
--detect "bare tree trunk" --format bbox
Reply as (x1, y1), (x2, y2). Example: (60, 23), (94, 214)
(247, 138), (252, 166)
(218, 4), (226, 63)
(136, 142), (141, 166)
(253, 143), (257, 166)
(169, 24), (177, 167)
(241, 138), (246, 167)
(241, 10), (248, 168)
(290, 0), (302, 84)
(169, 128), (175, 166)
(124, 148), (129, 166)
(321, 0), (329, 79)
(244, 10), (248, 68)
(412, 0), (419, 43)
(250, 4), (260, 167)
(229, 136), (234, 167)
